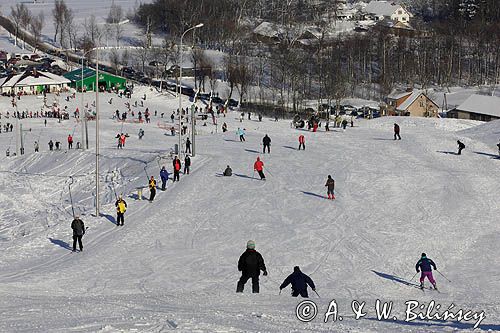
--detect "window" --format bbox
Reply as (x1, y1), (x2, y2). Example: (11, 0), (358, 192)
(398, 10), (403, 15)
(402, 17), (406, 21)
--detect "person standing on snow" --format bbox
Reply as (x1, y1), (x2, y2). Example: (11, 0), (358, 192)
(497, 140), (500, 156)
(172, 156), (181, 182)
(457, 140), (465, 155)
(262, 134), (271, 153)
(415, 253), (438, 290)
(236, 240), (268, 293)
(237, 128), (246, 142)
(115, 195), (127, 226)
(67, 134), (73, 149)
(222, 122), (228, 133)
(71, 215), (85, 252)
(254, 157), (265, 180)
(394, 123), (401, 140)
(160, 166), (169, 191)
(48, 140), (54, 151)
(171, 113), (175, 123)
(298, 135), (305, 150)
(279, 266), (316, 297)
(325, 175), (335, 200)
(148, 176), (157, 202)
(186, 138), (191, 154)
(34, 141), (39, 152)
(138, 128), (144, 140)
(184, 155), (191, 175)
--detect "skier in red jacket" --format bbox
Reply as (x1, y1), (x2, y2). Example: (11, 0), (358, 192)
(254, 157), (265, 180)
(298, 135), (305, 150)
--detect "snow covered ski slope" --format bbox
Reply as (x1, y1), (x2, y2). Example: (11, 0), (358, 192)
(0, 88), (499, 332)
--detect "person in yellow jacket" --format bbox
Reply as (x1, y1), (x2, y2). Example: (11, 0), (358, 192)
(115, 195), (127, 226)
(149, 176), (157, 202)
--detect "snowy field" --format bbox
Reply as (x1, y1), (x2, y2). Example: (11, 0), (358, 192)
(0, 86), (499, 332)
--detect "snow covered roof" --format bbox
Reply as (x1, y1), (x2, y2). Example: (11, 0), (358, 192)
(387, 90), (411, 100)
(364, 1), (408, 17)
(0, 70), (70, 88)
(455, 94), (500, 118)
(253, 22), (284, 39)
(396, 90), (423, 111)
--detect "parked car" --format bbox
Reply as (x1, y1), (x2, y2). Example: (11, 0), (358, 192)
(227, 98), (239, 107)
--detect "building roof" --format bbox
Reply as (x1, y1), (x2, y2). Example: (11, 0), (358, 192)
(396, 90), (423, 111)
(0, 70), (70, 88)
(63, 67), (97, 82)
(364, 1), (408, 17)
(387, 90), (412, 100)
(253, 22), (284, 39)
(454, 94), (500, 118)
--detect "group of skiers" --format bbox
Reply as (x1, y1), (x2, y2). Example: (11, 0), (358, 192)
(147, 155), (191, 202)
(236, 240), (440, 296)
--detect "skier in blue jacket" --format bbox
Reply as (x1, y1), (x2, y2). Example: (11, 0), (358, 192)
(160, 166), (169, 191)
(279, 266), (316, 297)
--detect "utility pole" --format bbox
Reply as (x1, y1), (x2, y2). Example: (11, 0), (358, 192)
(95, 48), (100, 217)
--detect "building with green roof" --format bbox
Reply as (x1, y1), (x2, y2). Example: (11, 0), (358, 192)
(63, 67), (127, 92)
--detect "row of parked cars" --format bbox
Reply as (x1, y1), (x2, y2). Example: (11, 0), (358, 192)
(328, 104), (381, 118)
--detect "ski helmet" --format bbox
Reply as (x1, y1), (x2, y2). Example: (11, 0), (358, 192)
(421, 253), (426, 258)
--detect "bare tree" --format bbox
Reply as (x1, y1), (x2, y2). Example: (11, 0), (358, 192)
(30, 12), (45, 52)
(134, 40), (150, 73)
(107, 0), (124, 47)
(109, 49), (121, 75)
(83, 15), (102, 47)
(63, 8), (75, 49)
(11, 4), (30, 47)
(52, 0), (67, 45)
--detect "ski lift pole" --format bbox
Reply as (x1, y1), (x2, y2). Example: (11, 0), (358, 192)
(111, 170), (118, 201)
(68, 176), (75, 218)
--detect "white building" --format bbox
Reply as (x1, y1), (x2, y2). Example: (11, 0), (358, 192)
(0, 69), (70, 94)
(363, 1), (412, 23)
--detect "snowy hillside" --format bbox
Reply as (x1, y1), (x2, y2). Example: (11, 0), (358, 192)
(0, 87), (499, 332)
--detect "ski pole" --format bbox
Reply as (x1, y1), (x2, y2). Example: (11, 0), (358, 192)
(436, 269), (451, 282)
(279, 289), (281, 295)
(409, 271), (419, 282)
(68, 176), (75, 218)
(264, 167), (273, 177)
(313, 290), (321, 298)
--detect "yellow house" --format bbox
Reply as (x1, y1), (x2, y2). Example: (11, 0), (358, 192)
(387, 89), (439, 117)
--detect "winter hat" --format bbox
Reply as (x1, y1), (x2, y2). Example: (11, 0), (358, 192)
(421, 253), (427, 258)
(247, 240), (255, 250)
(293, 266), (301, 272)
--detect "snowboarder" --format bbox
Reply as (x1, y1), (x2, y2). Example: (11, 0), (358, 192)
(186, 138), (191, 154)
(415, 253), (437, 290)
(394, 123), (401, 140)
(172, 156), (181, 182)
(325, 175), (335, 200)
(457, 140), (465, 155)
(67, 134), (73, 149)
(115, 195), (127, 226)
(71, 215), (85, 252)
(160, 166), (169, 191)
(138, 128), (144, 140)
(298, 135), (305, 150)
(254, 157), (265, 180)
(48, 140), (54, 151)
(34, 141), (39, 152)
(148, 176), (157, 202)
(237, 128), (246, 142)
(223, 165), (232, 176)
(279, 266), (316, 297)
(236, 240), (268, 293)
(262, 134), (271, 153)
(184, 155), (191, 174)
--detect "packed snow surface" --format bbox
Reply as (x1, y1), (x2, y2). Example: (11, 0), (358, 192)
(0, 86), (499, 332)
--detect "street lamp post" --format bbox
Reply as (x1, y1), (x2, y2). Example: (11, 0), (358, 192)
(95, 47), (100, 217)
(179, 23), (203, 157)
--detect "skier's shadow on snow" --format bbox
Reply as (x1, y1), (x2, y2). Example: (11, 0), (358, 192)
(282, 145), (297, 150)
(371, 270), (420, 287)
(436, 150), (458, 155)
(101, 213), (116, 225)
(244, 149), (260, 154)
(474, 151), (500, 159)
(372, 138), (395, 141)
(223, 139), (238, 142)
(301, 191), (327, 199)
(48, 238), (72, 251)
(234, 173), (255, 180)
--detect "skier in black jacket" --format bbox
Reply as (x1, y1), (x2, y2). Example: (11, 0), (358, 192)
(279, 266), (316, 297)
(415, 253), (437, 289)
(457, 140), (465, 155)
(262, 134), (271, 154)
(236, 240), (267, 293)
(71, 215), (85, 252)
